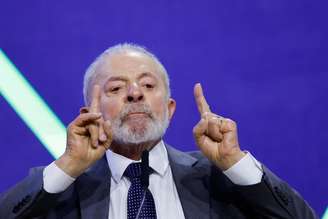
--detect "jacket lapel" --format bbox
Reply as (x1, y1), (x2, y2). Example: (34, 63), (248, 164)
(166, 145), (211, 219)
(76, 156), (111, 219)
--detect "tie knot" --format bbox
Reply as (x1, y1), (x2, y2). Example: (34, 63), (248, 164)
(124, 163), (142, 179)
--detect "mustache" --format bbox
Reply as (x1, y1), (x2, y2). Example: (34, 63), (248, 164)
(119, 103), (154, 120)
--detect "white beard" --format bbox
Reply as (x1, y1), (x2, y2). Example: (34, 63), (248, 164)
(110, 103), (169, 145)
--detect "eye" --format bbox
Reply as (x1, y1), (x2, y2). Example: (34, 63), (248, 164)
(111, 87), (121, 92)
(144, 84), (154, 89)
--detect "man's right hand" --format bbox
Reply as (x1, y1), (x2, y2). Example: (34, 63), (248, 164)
(55, 85), (112, 178)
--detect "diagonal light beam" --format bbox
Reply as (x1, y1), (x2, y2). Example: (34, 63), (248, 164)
(323, 207), (328, 219)
(0, 49), (66, 159)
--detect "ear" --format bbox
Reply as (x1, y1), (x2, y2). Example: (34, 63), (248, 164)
(167, 98), (176, 120)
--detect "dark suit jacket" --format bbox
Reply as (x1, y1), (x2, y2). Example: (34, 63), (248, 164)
(0, 145), (318, 219)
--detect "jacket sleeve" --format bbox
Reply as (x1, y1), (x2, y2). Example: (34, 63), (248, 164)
(229, 165), (318, 219)
(0, 167), (62, 219)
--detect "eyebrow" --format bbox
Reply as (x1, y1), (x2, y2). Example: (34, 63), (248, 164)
(106, 72), (157, 83)
(106, 76), (128, 83)
(137, 72), (157, 80)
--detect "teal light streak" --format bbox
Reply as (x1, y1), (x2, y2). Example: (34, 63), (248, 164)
(322, 207), (328, 219)
(0, 49), (66, 159)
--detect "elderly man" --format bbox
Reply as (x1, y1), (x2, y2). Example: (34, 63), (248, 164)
(0, 44), (317, 218)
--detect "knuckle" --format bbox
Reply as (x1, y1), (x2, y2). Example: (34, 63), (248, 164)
(226, 118), (237, 128)
(67, 123), (74, 131)
(79, 112), (88, 118)
(202, 112), (209, 117)
(209, 117), (217, 124)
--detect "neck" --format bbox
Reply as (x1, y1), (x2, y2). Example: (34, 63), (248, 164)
(110, 139), (161, 160)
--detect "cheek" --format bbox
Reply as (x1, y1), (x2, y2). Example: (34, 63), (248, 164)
(100, 97), (122, 120)
(149, 93), (167, 118)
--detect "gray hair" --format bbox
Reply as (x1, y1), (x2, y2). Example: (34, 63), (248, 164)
(83, 43), (171, 106)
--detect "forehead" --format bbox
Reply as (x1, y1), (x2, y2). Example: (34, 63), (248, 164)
(95, 51), (162, 82)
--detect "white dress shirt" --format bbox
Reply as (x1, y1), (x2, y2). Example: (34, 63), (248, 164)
(43, 141), (263, 219)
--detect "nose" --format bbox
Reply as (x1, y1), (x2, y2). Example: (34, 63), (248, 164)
(126, 83), (144, 103)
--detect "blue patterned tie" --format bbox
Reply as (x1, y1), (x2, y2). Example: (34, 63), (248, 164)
(124, 163), (157, 219)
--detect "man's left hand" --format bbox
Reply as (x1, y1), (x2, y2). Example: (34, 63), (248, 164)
(193, 83), (246, 170)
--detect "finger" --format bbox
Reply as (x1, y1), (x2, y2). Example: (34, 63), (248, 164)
(220, 118), (239, 150)
(194, 83), (211, 115)
(71, 126), (89, 136)
(207, 117), (223, 142)
(193, 119), (217, 153)
(74, 113), (102, 127)
(88, 85), (102, 147)
(88, 124), (99, 148)
(102, 120), (113, 150)
(90, 84), (101, 113)
(220, 118), (237, 133)
(98, 118), (107, 143)
(193, 118), (207, 139)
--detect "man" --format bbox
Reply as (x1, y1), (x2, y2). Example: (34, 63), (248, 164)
(0, 43), (317, 218)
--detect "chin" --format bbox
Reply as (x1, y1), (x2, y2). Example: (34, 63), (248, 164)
(111, 112), (169, 146)
(112, 125), (160, 145)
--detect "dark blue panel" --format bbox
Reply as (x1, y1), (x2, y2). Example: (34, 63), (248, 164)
(0, 0), (327, 215)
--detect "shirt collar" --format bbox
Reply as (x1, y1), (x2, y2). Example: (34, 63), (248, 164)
(106, 140), (169, 183)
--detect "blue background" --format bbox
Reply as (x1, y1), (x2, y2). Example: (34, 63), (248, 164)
(1, 0), (327, 216)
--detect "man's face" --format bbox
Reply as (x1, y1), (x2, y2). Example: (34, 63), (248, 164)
(92, 51), (175, 145)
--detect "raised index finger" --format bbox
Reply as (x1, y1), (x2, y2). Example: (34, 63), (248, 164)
(90, 84), (101, 113)
(194, 83), (211, 115)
